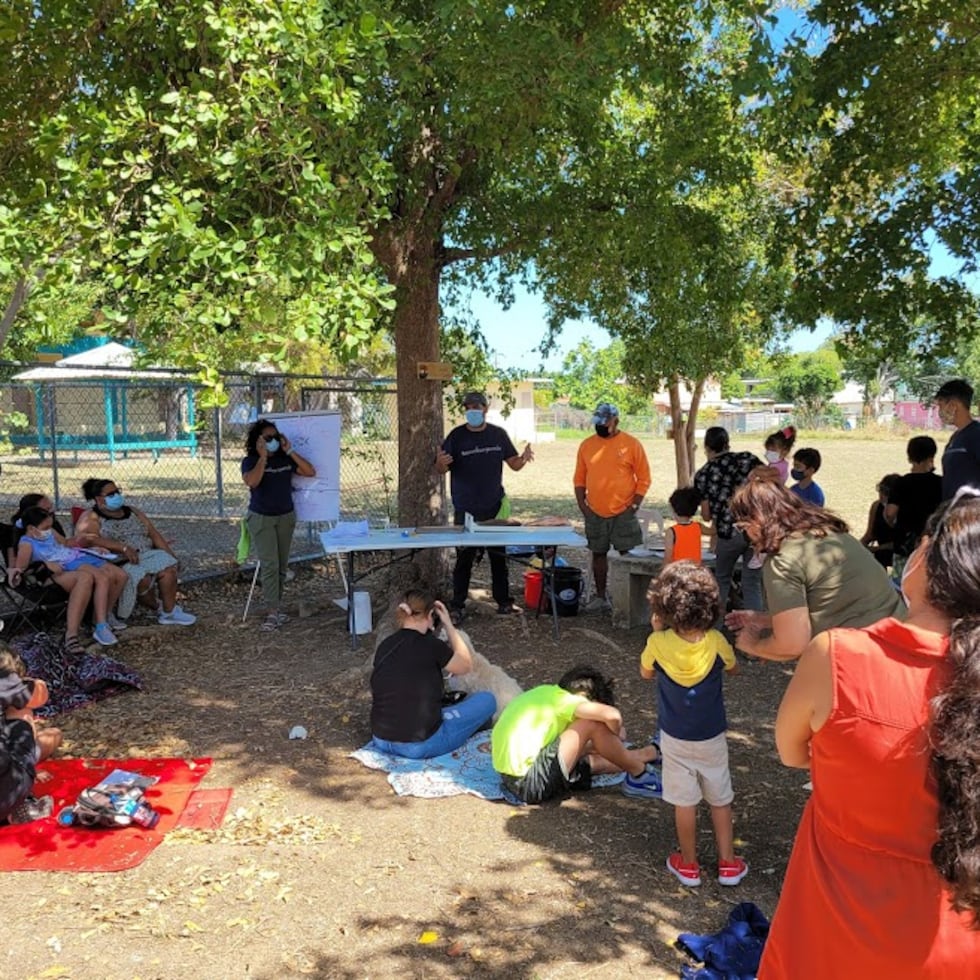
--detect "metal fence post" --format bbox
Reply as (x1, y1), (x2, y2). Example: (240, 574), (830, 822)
(214, 403), (225, 518)
(45, 384), (61, 509)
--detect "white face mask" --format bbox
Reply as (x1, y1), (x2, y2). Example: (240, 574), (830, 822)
(900, 545), (925, 607)
(765, 450), (781, 463)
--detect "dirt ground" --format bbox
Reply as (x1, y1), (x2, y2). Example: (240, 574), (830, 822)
(1, 554), (806, 980)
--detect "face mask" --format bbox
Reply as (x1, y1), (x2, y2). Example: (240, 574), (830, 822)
(790, 468), (805, 481)
(900, 546), (925, 606)
(595, 424), (611, 438)
(264, 438), (280, 453)
(765, 450), (781, 463)
(464, 409), (484, 427)
(34, 528), (53, 540)
(938, 403), (956, 425)
(104, 492), (125, 509)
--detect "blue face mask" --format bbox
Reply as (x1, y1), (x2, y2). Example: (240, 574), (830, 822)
(464, 409), (484, 428)
(790, 468), (805, 481)
(104, 492), (125, 509)
(265, 438), (280, 453)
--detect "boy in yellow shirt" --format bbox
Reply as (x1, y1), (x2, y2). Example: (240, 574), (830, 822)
(640, 561), (747, 887)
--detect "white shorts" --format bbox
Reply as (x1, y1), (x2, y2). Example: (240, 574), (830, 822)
(660, 730), (733, 808)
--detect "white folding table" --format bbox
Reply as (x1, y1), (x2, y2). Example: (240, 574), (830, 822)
(319, 525), (587, 646)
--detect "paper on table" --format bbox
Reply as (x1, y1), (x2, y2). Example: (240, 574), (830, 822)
(321, 520), (369, 542)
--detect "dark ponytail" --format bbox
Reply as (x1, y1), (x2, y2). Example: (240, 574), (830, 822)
(925, 493), (980, 925)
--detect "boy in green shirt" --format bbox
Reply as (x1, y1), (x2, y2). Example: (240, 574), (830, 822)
(492, 665), (661, 804)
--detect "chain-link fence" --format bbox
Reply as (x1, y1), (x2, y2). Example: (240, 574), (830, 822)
(0, 361), (398, 579)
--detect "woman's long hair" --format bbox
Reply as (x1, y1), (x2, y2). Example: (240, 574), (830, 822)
(925, 492), (980, 925)
(244, 418), (275, 456)
(729, 468), (848, 554)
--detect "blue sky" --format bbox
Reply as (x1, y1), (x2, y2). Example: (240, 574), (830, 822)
(463, 285), (833, 372)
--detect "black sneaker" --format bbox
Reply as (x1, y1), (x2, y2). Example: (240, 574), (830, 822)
(497, 600), (520, 615)
(9, 794), (54, 824)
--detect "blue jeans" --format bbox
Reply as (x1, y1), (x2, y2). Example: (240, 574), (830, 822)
(371, 691), (496, 759)
(713, 530), (763, 618)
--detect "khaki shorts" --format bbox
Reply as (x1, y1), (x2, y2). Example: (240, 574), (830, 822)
(660, 731), (734, 808)
(584, 508), (642, 554)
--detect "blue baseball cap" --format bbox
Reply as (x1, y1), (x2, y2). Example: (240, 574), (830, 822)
(592, 402), (619, 424)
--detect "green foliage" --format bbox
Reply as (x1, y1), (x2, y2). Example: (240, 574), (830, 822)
(0, 277), (104, 361)
(772, 349), (844, 424)
(532, 12), (793, 402)
(439, 317), (518, 417)
(1, 1), (397, 371)
(770, 0), (980, 353)
(552, 340), (647, 414)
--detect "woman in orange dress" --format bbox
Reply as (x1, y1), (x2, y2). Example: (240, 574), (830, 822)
(760, 490), (980, 978)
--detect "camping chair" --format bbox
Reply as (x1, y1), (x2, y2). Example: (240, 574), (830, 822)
(0, 523), (70, 636)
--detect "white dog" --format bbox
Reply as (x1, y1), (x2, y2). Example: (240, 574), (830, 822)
(443, 627), (523, 722)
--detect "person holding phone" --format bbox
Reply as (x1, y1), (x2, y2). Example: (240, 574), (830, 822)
(369, 589), (496, 759)
(241, 418), (316, 632)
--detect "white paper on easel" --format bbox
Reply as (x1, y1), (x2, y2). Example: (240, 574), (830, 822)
(265, 411), (341, 523)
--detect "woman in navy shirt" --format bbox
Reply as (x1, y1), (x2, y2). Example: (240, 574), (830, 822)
(241, 419), (315, 632)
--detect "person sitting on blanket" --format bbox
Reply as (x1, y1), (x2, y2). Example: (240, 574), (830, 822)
(11, 506), (129, 652)
(75, 478), (196, 627)
(491, 665), (661, 804)
(370, 589), (496, 759)
(0, 646), (61, 824)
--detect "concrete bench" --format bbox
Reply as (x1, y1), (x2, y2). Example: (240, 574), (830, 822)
(609, 552), (663, 629)
(609, 550), (719, 629)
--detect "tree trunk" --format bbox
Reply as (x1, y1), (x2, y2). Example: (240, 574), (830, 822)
(668, 377), (705, 487)
(684, 378), (705, 484)
(390, 254), (445, 529)
(0, 276), (31, 351)
(668, 380), (690, 487)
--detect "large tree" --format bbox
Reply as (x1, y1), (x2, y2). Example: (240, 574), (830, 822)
(3, 1), (773, 527)
(532, 16), (791, 485)
(772, 0), (980, 352)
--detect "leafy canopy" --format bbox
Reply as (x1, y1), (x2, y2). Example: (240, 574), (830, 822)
(0, 1), (397, 369)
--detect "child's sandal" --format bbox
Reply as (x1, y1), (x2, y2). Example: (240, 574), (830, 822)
(61, 635), (86, 658)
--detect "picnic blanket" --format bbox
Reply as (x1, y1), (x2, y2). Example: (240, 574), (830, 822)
(351, 729), (624, 801)
(0, 757), (212, 872)
(11, 631), (142, 718)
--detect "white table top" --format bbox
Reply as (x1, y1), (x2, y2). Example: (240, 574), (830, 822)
(320, 526), (586, 554)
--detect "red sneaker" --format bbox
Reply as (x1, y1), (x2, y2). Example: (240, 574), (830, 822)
(717, 857), (749, 886)
(666, 851), (702, 887)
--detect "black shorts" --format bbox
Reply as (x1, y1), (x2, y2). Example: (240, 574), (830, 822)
(501, 736), (592, 804)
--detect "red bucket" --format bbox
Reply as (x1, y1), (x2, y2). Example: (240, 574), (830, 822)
(523, 570), (544, 610)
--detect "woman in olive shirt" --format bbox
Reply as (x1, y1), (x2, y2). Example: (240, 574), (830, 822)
(725, 470), (905, 661)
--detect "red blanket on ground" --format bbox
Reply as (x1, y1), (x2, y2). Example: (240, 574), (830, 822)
(0, 757), (212, 872)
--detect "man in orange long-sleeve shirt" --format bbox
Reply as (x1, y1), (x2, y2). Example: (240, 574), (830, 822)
(573, 402), (651, 612)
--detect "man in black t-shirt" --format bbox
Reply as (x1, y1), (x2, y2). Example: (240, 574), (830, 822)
(935, 379), (980, 499)
(885, 436), (943, 557)
(692, 427), (765, 619)
(435, 392), (534, 621)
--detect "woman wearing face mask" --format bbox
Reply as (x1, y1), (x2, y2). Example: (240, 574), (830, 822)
(12, 507), (129, 652)
(758, 491), (980, 977)
(241, 418), (316, 632)
(725, 469), (905, 662)
(75, 478), (196, 627)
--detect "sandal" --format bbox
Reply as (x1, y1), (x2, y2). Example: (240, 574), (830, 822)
(260, 613), (280, 632)
(61, 635), (86, 658)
